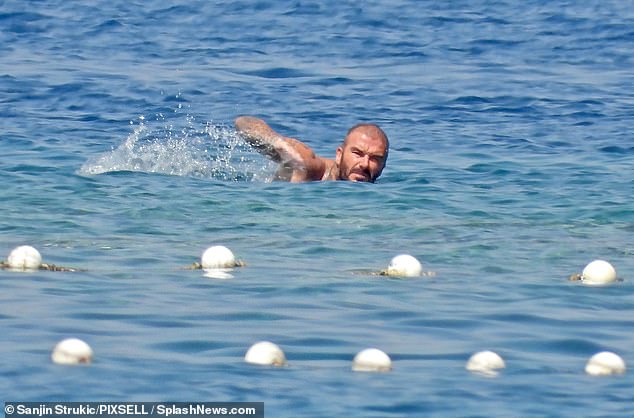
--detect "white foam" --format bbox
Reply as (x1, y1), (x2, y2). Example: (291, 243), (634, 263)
(7, 245), (42, 270)
(51, 338), (93, 365)
(385, 254), (422, 277)
(466, 350), (505, 376)
(585, 351), (626, 376)
(244, 341), (287, 367)
(352, 348), (392, 372)
(78, 118), (275, 181)
(581, 260), (617, 285)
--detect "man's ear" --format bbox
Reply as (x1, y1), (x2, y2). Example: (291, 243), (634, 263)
(335, 146), (343, 166)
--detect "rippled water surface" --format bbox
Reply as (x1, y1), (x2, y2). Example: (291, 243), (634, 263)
(1, 1), (634, 416)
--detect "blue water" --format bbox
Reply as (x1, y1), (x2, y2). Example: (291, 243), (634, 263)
(2, 0), (634, 416)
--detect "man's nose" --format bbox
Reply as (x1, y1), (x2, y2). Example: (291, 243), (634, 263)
(358, 154), (370, 167)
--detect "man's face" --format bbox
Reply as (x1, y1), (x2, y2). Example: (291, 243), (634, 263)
(335, 129), (388, 183)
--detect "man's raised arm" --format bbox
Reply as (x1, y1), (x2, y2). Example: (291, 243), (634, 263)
(235, 116), (328, 181)
(235, 116), (290, 162)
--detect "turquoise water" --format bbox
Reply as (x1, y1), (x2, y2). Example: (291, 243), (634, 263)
(2, 1), (634, 416)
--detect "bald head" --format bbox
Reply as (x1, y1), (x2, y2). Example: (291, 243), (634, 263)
(336, 123), (389, 182)
(345, 123), (389, 152)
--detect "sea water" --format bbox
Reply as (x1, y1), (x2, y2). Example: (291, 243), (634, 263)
(1, 1), (633, 416)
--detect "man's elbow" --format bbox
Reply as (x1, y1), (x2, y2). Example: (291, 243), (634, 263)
(234, 116), (263, 134)
(234, 116), (248, 132)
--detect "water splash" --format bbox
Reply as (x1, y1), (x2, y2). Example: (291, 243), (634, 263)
(78, 112), (275, 182)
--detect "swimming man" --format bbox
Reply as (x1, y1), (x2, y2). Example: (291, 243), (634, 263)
(235, 116), (389, 183)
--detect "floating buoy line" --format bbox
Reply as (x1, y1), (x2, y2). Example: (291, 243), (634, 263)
(1, 245), (81, 272)
(183, 245), (246, 270)
(46, 336), (627, 379)
(568, 259), (619, 286)
(0, 261), (81, 272)
(3, 245), (627, 377)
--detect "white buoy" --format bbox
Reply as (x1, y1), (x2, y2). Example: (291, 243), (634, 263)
(585, 351), (626, 376)
(466, 350), (505, 376)
(7, 245), (42, 270)
(581, 260), (617, 285)
(51, 338), (93, 365)
(201, 246), (236, 269)
(352, 348), (392, 372)
(244, 341), (287, 367)
(385, 254), (422, 277)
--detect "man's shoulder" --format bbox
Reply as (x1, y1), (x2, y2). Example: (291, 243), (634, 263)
(320, 158), (338, 181)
